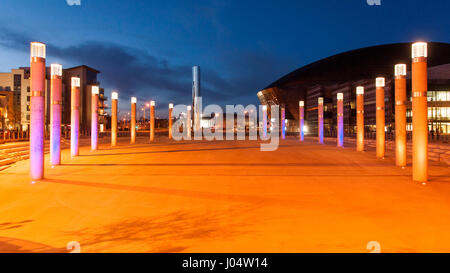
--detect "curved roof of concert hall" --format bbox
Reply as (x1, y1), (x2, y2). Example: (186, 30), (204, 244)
(264, 42), (450, 90)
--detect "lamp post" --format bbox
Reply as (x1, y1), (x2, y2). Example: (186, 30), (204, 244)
(281, 106), (286, 139)
(169, 103), (173, 139)
(299, 101), (304, 141)
(376, 77), (385, 159)
(192, 66), (201, 136)
(262, 105), (267, 139)
(50, 63), (62, 165)
(71, 77), (81, 157)
(356, 86), (364, 152)
(412, 42), (428, 182)
(150, 100), (155, 142)
(131, 97), (136, 144)
(337, 93), (344, 147)
(111, 91), (118, 147)
(318, 97), (324, 144)
(395, 64), (407, 167)
(91, 86), (99, 151)
(186, 105), (192, 140)
(30, 42), (46, 180)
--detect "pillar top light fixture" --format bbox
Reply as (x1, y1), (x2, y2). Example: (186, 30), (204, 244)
(92, 86), (99, 95)
(71, 77), (80, 87)
(356, 86), (364, 95)
(412, 42), (428, 58)
(187, 105), (192, 110)
(318, 97), (324, 104)
(395, 64), (407, 76)
(337, 93), (344, 101)
(299, 101), (304, 107)
(150, 100), (155, 106)
(50, 64), (62, 76)
(262, 105), (267, 111)
(111, 91), (118, 100)
(376, 77), (385, 88)
(30, 42), (46, 59)
(169, 103), (174, 109)
(131, 97), (137, 103)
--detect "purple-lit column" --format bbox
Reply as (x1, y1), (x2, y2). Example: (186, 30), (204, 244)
(299, 101), (304, 141)
(71, 77), (81, 157)
(30, 42), (46, 180)
(150, 100), (155, 142)
(50, 64), (62, 165)
(131, 97), (136, 144)
(111, 91), (118, 147)
(318, 97), (324, 144)
(91, 86), (99, 151)
(337, 93), (344, 147)
(281, 106), (286, 139)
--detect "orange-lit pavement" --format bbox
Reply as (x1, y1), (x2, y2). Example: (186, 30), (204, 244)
(0, 136), (449, 253)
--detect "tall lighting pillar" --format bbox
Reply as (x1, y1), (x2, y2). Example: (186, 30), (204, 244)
(376, 77), (385, 159)
(168, 103), (173, 139)
(186, 105), (192, 139)
(150, 100), (155, 142)
(262, 105), (267, 139)
(71, 77), (81, 157)
(192, 66), (201, 136)
(50, 64), (62, 165)
(281, 106), (286, 139)
(111, 91), (118, 147)
(395, 64), (407, 167)
(337, 93), (344, 147)
(318, 97), (324, 144)
(91, 86), (99, 151)
(131, 97), (137, 144)
(30, 42), (46, 180)
(299, 101), (304, 141)
(412, 42), (428, 182)
(356, 86), (365, 152)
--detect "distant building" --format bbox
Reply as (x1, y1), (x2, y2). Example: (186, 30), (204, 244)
(0, 65), (106, 132)
(258, 42), (450, 136)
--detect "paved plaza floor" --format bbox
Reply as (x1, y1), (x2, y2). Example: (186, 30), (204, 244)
(0, 136), (449, 253)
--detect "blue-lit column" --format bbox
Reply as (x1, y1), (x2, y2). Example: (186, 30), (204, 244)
(318, 97), (324, 144)
(299, 101), (304, 141)
(337, 93), (344, 147)
(281, 106), (286, 139)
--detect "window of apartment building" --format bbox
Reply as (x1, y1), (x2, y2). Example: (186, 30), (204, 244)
(427, 91), (450, 102)
(27, 87), (30, 93)
(27, 96), (30, 102)
(26, 114), (30, 121)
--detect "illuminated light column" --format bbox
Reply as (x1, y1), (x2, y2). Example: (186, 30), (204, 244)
(318, 97), (324, 144)
(50, 64), (62, 166)
(91, 86), (99, 151)
(168, 103), (173, 139)
(299, 101), (304, 141)
(30, 42), (46, 180)
(356, 86), (365, 152)
(395, 64), (407, 167)
(412, 42), (428, 182)
(376, 77), (385, 159)
(131, 97), (137, 144)
(111, 91), (118, 147)
(71, 77), (81, 157)
(150, 100), (155, 142)
(281, 106), (286, 139)
(192, 66), (201, 135)
(186, 105), (192, 139)
(337, 93), (344, 147)
(262, 105), (267, 139)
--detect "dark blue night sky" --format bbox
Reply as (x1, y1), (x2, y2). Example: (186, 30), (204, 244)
(0, 0), (449, 114)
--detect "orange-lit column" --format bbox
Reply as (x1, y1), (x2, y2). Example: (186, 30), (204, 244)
(168, 103), (173, 139)
(299, 101), (304, 141)
(150, 100), (155, 142)
(50, 64), (62, 165)
(91, 86), (99, 151)
(30, 42), (46, 180)
(356, 86), (364, 152)
(318, 97), (324, 144)
(111, 91), (118, 147)
(131, 97), (136, 144)
(395, 64), (407, 167)
(376, 77), (385, 159)
(337, 93), (344, 147)
(412, 42), (428, 182)
(71, 77), (81, 157)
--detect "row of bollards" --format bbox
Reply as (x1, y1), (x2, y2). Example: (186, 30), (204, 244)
(297, 42), (429, 183)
